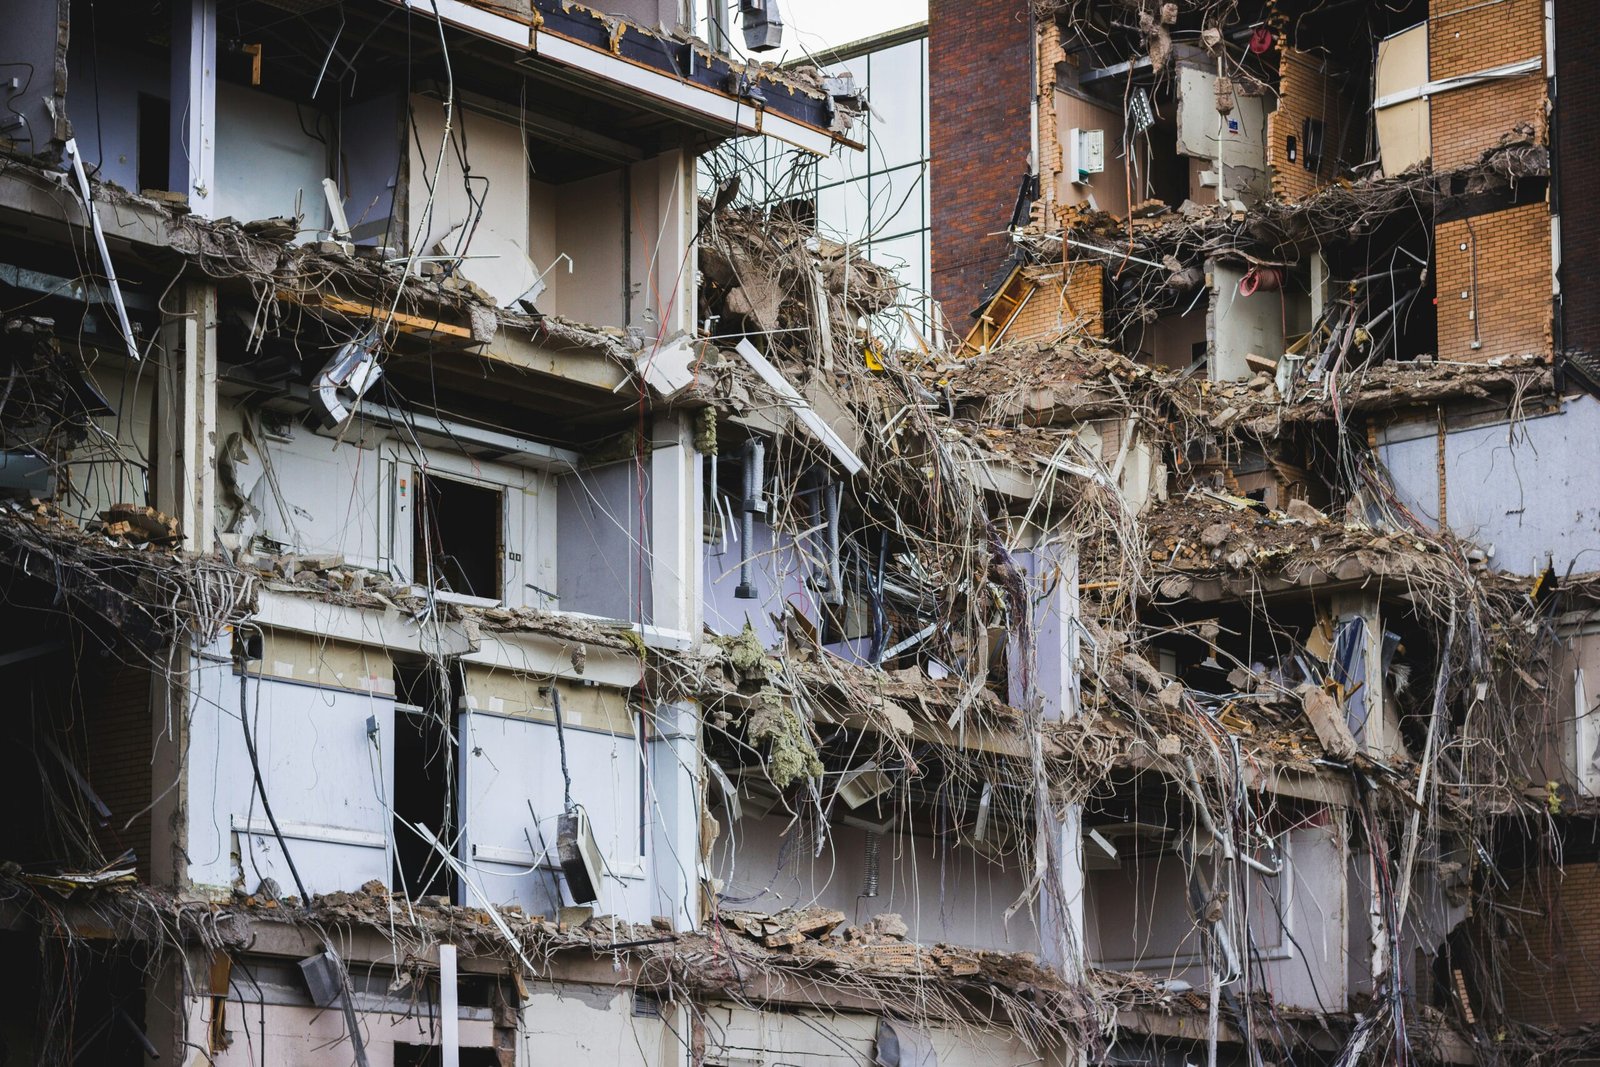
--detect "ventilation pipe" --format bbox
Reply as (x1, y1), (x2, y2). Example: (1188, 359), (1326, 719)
(739, 0), (783, 51)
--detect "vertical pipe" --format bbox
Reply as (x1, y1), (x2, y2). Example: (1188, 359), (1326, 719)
(622, 166), (633, 327)
(825, 479), (844, 606)
(807, 468), (825, 589)
(440, 943), (459, 1067)
(749, 437), (766, 514)
(1215, 55), (1226, 207)
(736, 438), (761, 599)
(1206, 935), (1220, 1067)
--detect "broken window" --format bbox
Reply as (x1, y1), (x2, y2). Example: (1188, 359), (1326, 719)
(7, 935), (153, 1065)
(392, 662), (463, 902)
(395, 1046), (499, 1067)
(413, 473), (504, 601)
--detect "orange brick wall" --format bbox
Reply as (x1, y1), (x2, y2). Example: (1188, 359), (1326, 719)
(1036, 21), (1067, 223)
(1428, 0), (1548, 171)
(1496, 862), (1600, 1029)
(1433, 202), (1551, 361)
(1004, 262), (1105, 342)
(1268, 49), (1352, 201)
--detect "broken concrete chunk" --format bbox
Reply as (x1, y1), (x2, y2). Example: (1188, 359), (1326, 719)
(1157, 681), (1185, 709)
(868, 913), (909, 939)
(1157, 574), (1194, 598)
(467, 303), (498, 345)
(879, 699), (916, 735)
(1286, 498), (1326, 524)
(1122, 651), (1167, 692)
(1297, 683), (1359, 759)
(1201, 522), (1231, 548)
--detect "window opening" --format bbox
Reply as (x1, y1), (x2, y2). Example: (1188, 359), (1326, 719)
(412, 473), (503, 599)
(392, 661), (462, 902)
(395, 1045), (499, 1067)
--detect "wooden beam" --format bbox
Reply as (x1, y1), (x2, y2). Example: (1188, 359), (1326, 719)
(275, 290), (474, 340)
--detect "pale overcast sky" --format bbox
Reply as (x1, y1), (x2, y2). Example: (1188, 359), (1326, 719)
(767, 0), (927, 58)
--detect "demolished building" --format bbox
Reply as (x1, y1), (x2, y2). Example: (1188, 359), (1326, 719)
(920, 0), (1600, 1062)
(1, 0), (1598, 1065)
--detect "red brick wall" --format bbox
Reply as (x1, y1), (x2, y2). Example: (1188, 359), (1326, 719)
(1497, 862), (1600, 1029)
(1433, 202), (1552, 361)
(1554, 0), (1600, 361)
(1428, 0), (1547, 171)
(929, 0), (1035, 323)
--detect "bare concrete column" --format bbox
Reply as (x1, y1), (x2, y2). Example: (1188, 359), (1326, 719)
(1013, 534), (1086, 988)
(655, 146), (696, 337)
(649, 411), (702, 638)
(1331, 590), (1407, 762)
(153, 283), (218, 553)
(1009, 536), (1080, 723)
(649, 700), (702, 932)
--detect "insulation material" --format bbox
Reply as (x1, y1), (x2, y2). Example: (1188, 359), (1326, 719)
(1331, 614), (1369, 741)
(1175, 66), (1267, 203)
(1375, 24), (1431, 176)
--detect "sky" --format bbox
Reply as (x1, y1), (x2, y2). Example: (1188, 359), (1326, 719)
(768, 0), (927, 58)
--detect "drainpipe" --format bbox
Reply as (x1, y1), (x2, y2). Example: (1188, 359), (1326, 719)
(1216, 55), (1227, 207)
(735, 437), (765, 599)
